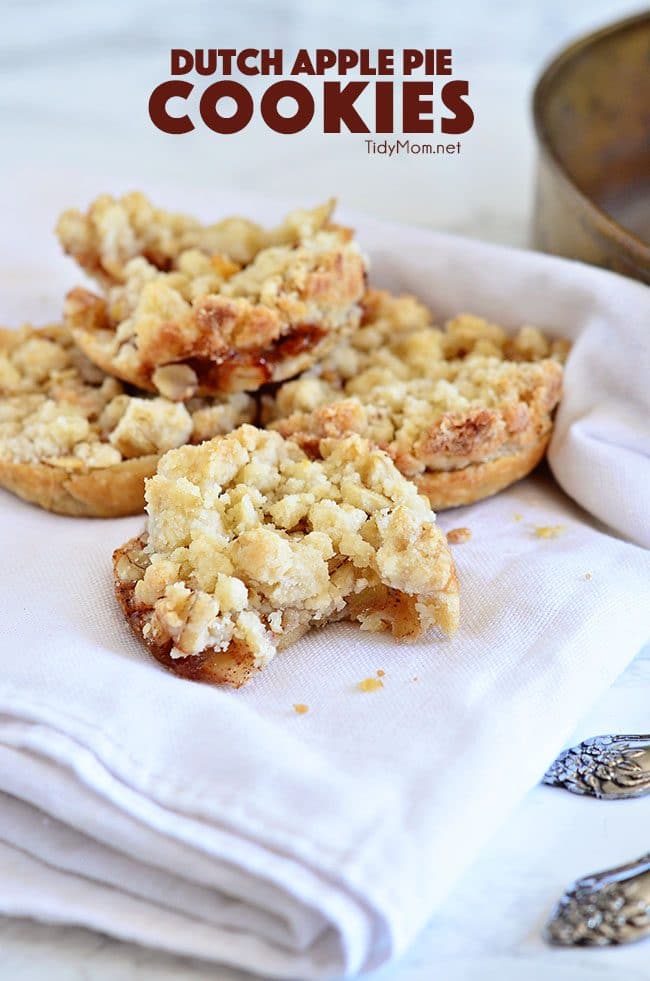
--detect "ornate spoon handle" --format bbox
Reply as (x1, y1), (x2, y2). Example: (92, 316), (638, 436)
(543, 734), (650, 799)
(547, 853), (650, 946)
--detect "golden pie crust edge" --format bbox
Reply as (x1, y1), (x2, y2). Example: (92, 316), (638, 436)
(0, 454), (159, 517)
(414, 431), (551, 509)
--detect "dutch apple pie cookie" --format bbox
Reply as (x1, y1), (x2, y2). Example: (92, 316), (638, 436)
(264, 289), (568, 509)
(59, 194), (367, 396)
(0, 324), (254, 516)
(113, 425), (459, 687)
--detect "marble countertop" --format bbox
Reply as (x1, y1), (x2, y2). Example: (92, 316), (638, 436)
(2, 0), (648, 978)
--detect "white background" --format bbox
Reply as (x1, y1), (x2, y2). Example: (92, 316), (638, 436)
(2, 1), (649, 978)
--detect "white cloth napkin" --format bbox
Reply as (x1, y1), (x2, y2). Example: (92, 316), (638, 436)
(1, 175), (649, 978)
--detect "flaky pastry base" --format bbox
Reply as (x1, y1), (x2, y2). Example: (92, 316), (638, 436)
(414, 433), (550, 509)
(0, 454), (158, 517)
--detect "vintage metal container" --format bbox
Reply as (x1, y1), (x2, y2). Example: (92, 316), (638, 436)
(532, 11), (650, 283)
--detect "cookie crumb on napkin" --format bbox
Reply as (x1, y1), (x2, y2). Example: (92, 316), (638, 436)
(447, 527), (471, 544)
(533, 524), (565, 539)
(357, 677), (384, 692)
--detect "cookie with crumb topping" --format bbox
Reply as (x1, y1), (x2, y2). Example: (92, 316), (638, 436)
(56, 191), (277, 288)
(263, 289), (568, 509)
(0, 324), (254, 516)
(60, 194), (367, 396)
(113, 425), (459, 687)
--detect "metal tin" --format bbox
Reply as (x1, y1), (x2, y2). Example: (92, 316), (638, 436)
(532, 11), (650, 283)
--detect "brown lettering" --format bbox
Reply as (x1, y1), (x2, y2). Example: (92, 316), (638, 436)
(260, 49), (283, 74)
(403, 50), (424, 75)
(375, 82), (394, 134)
(315, 50), (337, 74)
(403, 82), (434, 133)
(195, 50), (217, 76)
(339, 49), (359, 74)
(291, 49), (316, 75)
(324, 81), (369, 133)
(219, 49), (236, 74)
(261, 81), (314, 134)
(441, 80), (474, 134)
(238, 49), (260, 76)
(199, 81), (253, 134)
(377, 49), (394, 75)
(170, 49), (193, 75)
(437, 50), (453, 75)
(149, 80), (194, 134)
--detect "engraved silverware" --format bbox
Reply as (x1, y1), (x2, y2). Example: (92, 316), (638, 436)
(546, 853), (650, 946)
(543, 734), (650, 800)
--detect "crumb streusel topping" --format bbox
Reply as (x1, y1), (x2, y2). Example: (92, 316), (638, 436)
(114, 425), (459, 683)
(0, 325), (254, 470)
(60, 195), (367, 396)
(56, 192), (335, 286)
(264, 289), (567, 477)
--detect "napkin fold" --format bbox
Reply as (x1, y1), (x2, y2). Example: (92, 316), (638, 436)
(1, 178), (649, 978)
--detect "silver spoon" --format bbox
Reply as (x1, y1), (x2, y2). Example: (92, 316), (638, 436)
(547, 853), (650, 946)
(543, 734), (650, 800)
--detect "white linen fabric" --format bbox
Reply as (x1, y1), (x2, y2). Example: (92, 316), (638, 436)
(0, 177), (649, 978)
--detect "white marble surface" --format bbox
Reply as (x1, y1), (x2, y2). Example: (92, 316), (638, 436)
(1, 0), (649, 978)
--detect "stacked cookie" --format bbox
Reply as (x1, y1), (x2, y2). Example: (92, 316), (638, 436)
(0, 194), (363, 516)
(1, 193), (567, 685)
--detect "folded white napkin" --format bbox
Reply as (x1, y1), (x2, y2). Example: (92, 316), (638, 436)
(1, 177), (649, 978)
